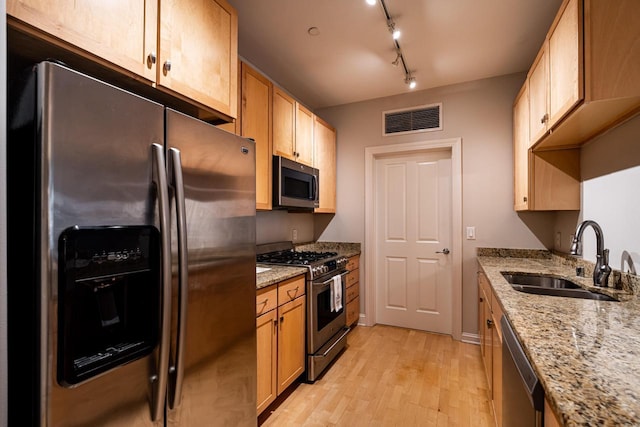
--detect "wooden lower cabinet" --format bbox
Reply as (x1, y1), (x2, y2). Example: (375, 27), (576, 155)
(277, 295), (306, 392)
(345, 255), (360, 326)
(478, 270), (504, 426)
(256, 308), (277, 414)
(256, 275), (306, 415)
(544, 397), (563, 427)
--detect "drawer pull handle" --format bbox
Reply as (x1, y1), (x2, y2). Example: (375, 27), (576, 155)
(258, 299), (268, 306)
(287, 287), (299, 299)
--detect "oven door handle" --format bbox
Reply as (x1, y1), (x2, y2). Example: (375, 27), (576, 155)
(314, 270), (348, 287)
(318, 328), (350, 357)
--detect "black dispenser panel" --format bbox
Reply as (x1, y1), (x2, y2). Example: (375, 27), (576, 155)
(57, 226), (160, 386)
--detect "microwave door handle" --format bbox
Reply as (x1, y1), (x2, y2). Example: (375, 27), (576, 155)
(150, 143), (171, 422)
(313, 174), (319, 201)
(168, 147), (189, 409)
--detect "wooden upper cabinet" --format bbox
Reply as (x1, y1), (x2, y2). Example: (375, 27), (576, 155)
(548, 0), (582, 126)
(240, 62), (272, 210)
(313, 116), (337, 213)
(513, 84), (530, 211)
(8, 0), (239, 119)
(528, 46), (549, 145)
(295, 104), (314, 166)
(528, 0), (640, 149)
(158, 0), (238, 118)
(7, 0), (157, 82)
(272, 87), (296, 161)
(272, 87), (314, 167)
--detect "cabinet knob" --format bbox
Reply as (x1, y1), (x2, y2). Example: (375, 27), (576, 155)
(486, 319), (494, 328)
(147, 52), (157, 67)
(164, 60), (172, 73)
(523, 196), (528, 202)
(540, 113), (549, 124)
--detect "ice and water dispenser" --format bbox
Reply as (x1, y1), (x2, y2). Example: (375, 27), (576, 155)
(57, 226), (161, 386)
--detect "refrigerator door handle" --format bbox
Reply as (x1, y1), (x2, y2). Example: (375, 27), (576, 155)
(168, 147), (189, 409)
(151, 143), (172, 422)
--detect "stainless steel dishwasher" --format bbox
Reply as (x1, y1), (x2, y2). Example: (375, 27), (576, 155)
(501, 315), (545, 427)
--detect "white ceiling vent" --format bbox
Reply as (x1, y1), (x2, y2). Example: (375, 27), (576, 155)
(383, 103), (442, 136)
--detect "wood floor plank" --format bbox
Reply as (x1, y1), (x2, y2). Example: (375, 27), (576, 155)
(259, 324), (494, 427)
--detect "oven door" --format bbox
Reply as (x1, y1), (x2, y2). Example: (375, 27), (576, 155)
(308, 270), (348, 354)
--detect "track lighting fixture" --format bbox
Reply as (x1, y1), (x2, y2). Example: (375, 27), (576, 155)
(387, 20), (400, 40)
(392, 49), (401, 67)
(405, 75), (417, 90)
(373, 0), (416, 90)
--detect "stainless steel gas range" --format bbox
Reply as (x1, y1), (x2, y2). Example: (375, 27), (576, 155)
(257, 242), (350, 381)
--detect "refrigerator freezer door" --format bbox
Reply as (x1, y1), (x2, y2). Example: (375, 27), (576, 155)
(165, 109), (257, 426)
(31, 62), (164, 426)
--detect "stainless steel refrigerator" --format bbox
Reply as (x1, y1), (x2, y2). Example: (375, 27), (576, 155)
(7, 61), (257, 426)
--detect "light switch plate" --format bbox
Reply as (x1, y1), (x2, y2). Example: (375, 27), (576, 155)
(466, 226), (476, 240)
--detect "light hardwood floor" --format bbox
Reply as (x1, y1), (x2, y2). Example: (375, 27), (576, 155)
(259, 324), (494, 426)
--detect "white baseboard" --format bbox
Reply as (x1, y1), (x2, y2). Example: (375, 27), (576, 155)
(461, 332), (480, 345)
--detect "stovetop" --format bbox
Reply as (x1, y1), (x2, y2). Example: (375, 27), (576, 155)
(257, 250), (338, 265)
(256, 242), (347, 280)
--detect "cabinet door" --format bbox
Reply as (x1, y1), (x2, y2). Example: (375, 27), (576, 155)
(513, 83), (530, 211)
(313, 116), (337, 213)
(491, 323), (503, 427)
(295, 104), (314, 166)
(7, 0), (157, 81)
(241, 62), (273, 210)
(256, 310), (277, 414)
(272, 87), (296, 161)
(277, 296), (306, 394)
(158, 0), (238, 117)
(548, 0), (582, 126)
(528, 46), (549, 145)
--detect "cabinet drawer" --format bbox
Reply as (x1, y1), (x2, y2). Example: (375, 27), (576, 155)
(256, 285), (277, 317)
(346, 282), (359, 303)
(346, 269), (359, 288)
(346, 296), (359, 326)
(278, 275), (305, 305)
(346, 256), (359, 271)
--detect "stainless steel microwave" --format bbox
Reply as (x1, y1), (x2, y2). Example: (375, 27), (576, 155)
(273, 156), (319, 209)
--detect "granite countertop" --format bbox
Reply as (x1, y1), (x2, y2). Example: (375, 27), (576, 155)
(477, 250), (640, 426)
(256, 265), (307, 289)
(256, 242), (361, 289)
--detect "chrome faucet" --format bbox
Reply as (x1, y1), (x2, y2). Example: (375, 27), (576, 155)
(570, 220), (611, 287)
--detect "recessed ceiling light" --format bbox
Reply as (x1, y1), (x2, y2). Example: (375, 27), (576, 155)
(307, 26), (320, 36)
(366, 0), (376, 5)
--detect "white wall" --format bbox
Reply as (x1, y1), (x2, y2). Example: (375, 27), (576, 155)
(316, 73), (553, 335)
(256, 211), (315, 245)
(554, 115), (640, 274)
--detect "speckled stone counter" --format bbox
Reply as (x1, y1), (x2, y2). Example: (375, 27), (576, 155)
(477, 250), (640, 426)
(256, 265), (307, 289)
(295, 241), (361, 258)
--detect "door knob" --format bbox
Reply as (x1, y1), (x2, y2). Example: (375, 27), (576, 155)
(436, 248), (450, 255)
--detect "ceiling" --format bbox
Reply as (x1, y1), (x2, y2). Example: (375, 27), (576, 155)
(226, 0), (563, 110)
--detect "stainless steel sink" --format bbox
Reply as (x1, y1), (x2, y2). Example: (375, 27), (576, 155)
(501, 272), (581, 289)
(501, 272), (618, 302)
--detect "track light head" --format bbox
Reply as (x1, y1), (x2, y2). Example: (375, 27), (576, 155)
(405, 75), (417, 89)
(387, 20), (400, 40)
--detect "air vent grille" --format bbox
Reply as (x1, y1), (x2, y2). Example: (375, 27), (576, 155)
(384, 104), (442, 135)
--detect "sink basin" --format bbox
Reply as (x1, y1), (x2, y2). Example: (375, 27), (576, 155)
(256, 266), (271, 274)
(501, 272), (581, 289)
(501, 272), (618, 302)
